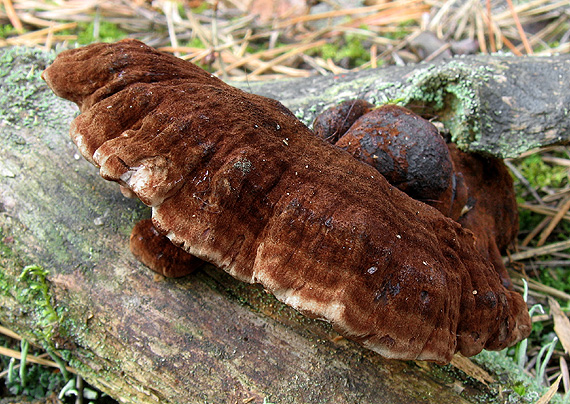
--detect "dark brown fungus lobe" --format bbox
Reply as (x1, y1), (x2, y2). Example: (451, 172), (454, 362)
(334, 105), (456, 214)
(130, 219), (204, 278)
(42, 39), (530, 363)
(313, 99), (374, 143)
(450, 145), (519, 289)
(316, 101), (517, 289)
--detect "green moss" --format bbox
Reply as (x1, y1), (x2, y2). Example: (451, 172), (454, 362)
(310, 33), (371, 68)
(0, 233), (16, 264)
(0, 226), (25, 300)
(0, 24), (19, 39)
(185, 36), (206, 49)
(473, 350), (566, 404)
(189, 1), (209, 14)
(0, 266), (16, 300)
(18, 265), (63, 344)
(517, 204), (544, 239)
(387, 20), (417, 41)
(514, 153), (569, 239)
(515, 154), (568, 189)
(74, 21), (128, 45)
(535, 267), (570, 295)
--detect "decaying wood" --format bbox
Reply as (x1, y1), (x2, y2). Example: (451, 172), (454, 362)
(0, 45), (566, 403)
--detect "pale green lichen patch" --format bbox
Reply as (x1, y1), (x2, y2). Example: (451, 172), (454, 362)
(398, 61), (494, 150)
(292, 61), (494, 149)
(494, 131), (542, 158)
(287, 74), (400, 127)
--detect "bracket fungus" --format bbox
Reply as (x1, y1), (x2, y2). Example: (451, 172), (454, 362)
(42, 39), (530, 363)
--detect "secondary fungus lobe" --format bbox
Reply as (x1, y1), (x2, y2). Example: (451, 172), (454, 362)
(314, 101), (519, 289)
(451, 146), (520, 289)
(315, 103), (462, 218)
(42, 39), (530, 363)
(313, 99), (374, 143)
(335, 105), (454, 208)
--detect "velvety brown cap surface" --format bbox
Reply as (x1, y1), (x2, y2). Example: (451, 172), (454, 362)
(42, 39), (531, 363)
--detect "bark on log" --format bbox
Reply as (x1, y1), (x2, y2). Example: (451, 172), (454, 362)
(242, 53), (570, 158)
(0, 45), (564, 403)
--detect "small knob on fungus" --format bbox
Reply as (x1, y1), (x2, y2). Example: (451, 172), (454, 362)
(335, 104), (454, 210)
(130, 219), (204, 278)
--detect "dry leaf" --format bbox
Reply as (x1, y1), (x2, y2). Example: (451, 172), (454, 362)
(549, 297), (570, 354)
(248, 0), (308, 22)
(535, 374), (562, 404)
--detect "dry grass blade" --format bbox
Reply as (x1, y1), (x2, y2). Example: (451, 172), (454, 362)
(561, 357), (570, 396)
(450, 354), (495, 385)
(522, 216), (551, 247)
(511, 275), (570, 301)
(2, 0), (24, 33)
(0, 352), (51, 379)
(248, 40), (327, 76)
(505, 160), (545, 206)
(548, 297), (570, 355)
(0, 324), (78, 377)
(537, 195), (570, 247)
(500, 33), (524, 56)
(507, 239), (570, 263)
(474, 1), (487, 53)
(0, 346), (77, 375)
(505, 0), (533, 54)
(275, 0), (423, 28)
(542, 156), (570, 167)
(219, 42), (300, 72)
(0, 22), (77, 47)
(0, 0), (567, 82)
(347, 5), (428, 29)
(493, 0), (570, 21)
(0, 324), (23, 341)
(485, 0), (496, 52)
(518, 204), (570, 222)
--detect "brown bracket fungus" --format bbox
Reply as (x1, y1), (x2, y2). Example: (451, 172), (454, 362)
(313, 99), (375, 144)
(332, 104), (456, 212)
(42, 39), (530, 363)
